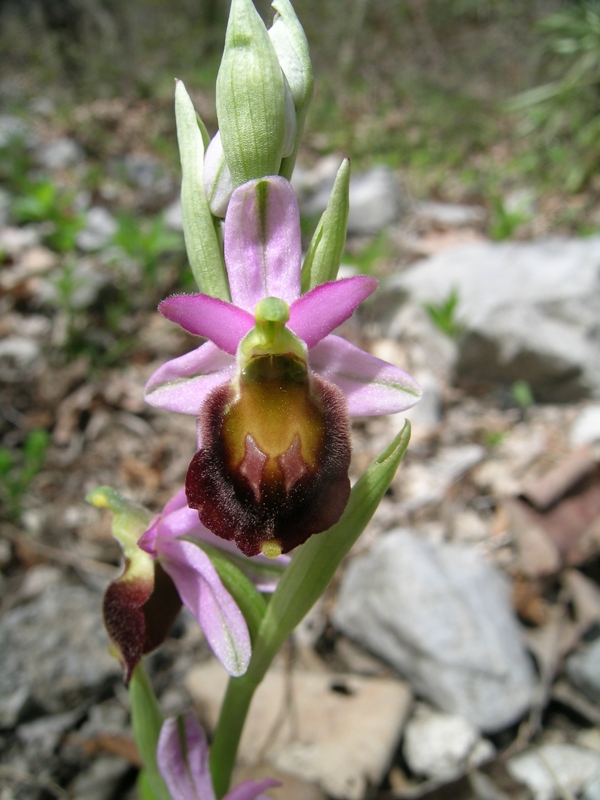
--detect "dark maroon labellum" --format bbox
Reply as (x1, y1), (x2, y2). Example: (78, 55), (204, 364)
(103, 561), (182, 684)
(186, 354), (351, 556)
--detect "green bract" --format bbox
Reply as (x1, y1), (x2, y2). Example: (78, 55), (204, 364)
(175, 80), (229, 299)
(269, 0), (314, 180)
(301, 158), (351, 291)
(216, 0), (287, 186)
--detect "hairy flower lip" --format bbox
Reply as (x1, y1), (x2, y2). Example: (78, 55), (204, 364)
(185, 366), (351, 556)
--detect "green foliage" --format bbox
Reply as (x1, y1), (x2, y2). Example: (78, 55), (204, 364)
(423, 288), (463, 338)
(482, 429), (506, 448)
(12, 178), (84, 252)
(112, 213), (184, 288)
(0, 429), (50, 519)
(342, 231), (392, 276)
(506, 1), (600, 192)
(0, 135), (34, 191)
(511, 379), (534, 410)
(488, 194), (530, 241)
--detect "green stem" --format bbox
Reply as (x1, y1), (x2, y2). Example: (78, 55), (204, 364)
(130, 661), (172, 800)
(209, 421), (412, 798)
(209, 671), (261, 798)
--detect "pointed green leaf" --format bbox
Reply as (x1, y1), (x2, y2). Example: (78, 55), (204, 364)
(216, 0), (286, 186)
(301, 158), (350, 291)
(175, 80), (229, 299)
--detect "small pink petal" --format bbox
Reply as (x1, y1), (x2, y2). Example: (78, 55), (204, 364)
(225, 177), (301, 312)
(159, 536), (251, 676)
(288, 276), (378, 348)
(157, 713), (215, 800)
(310, 335), (422, 416)
(159, 294), (253, 355)
(226, 779), (281, 800)
(144, 342), (235, 415)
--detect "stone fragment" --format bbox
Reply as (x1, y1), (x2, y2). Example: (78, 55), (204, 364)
(566, 637), (600, 703)
(77, 207), (117, 251)
(570, 405), (600, 447)
(295, 158), (402, 234)
(37, 137), (84, 170)
(333, 529), (535, 732)
(187, 661), (412, 800)
(402, 704), (495, 780)
(413, 200), (486, 228)
(507, 744), (600, 800)
(70, 756), (130, 800)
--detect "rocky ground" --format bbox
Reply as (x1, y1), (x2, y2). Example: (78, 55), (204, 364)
(2, 100), (600, 800)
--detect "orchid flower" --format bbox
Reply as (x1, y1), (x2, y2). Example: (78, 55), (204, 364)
(157, 711), (279, 800)
(145, 176), (421, 558)
(87, 486), (253, 683)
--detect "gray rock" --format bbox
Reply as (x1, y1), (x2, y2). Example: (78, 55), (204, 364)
(163, 197), (183, 231)
(414, 200), (486, 228)
(122, 153), (171, 194)
(333, 529), (535, 732)
(37, 137), (84, 170)
(70, 756), (130, 800)
(403, 704), (494, 780)
(507, 744), (600, 800)
(347, 167), (401, 235)
(566, 637), (600, 703)
(0, 584), (119, 727)
(0, 115), (35, 148)
(386, 237), (600, 401)
(570, 405), (600, 447)
(76, 206), (118, 251)
(297, 159), (402, 234)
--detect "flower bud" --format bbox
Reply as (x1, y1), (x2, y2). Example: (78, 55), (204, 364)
(175, 80), (230, 299)
(216, 0), (287, 186)
(269, 0), (313, 179)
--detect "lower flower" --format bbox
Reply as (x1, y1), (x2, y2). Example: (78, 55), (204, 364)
(87, 486), (258, 683)
(158, 711), (279, 800)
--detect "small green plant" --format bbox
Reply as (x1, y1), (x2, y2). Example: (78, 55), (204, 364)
(488, 194), (530, 241)
(423, 287), (463, 338)
(511, 379), (534, 410)
(0, 429), (50, 519)
(482, 429), (506, 448)
(112, 213), (183, 288)
(12, 178), (84, 252)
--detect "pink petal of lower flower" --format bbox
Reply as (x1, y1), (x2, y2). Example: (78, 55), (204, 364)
(288, 276), (378, 348)
(159, 294), (253, 355)
(310, 335), (422, 416)
(144, 342), (235, 415)
(159, 537), (251, 676)
(157, 713), (215, 800)
(225, 779), (281, 800)
(225, 177), (301, 312)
